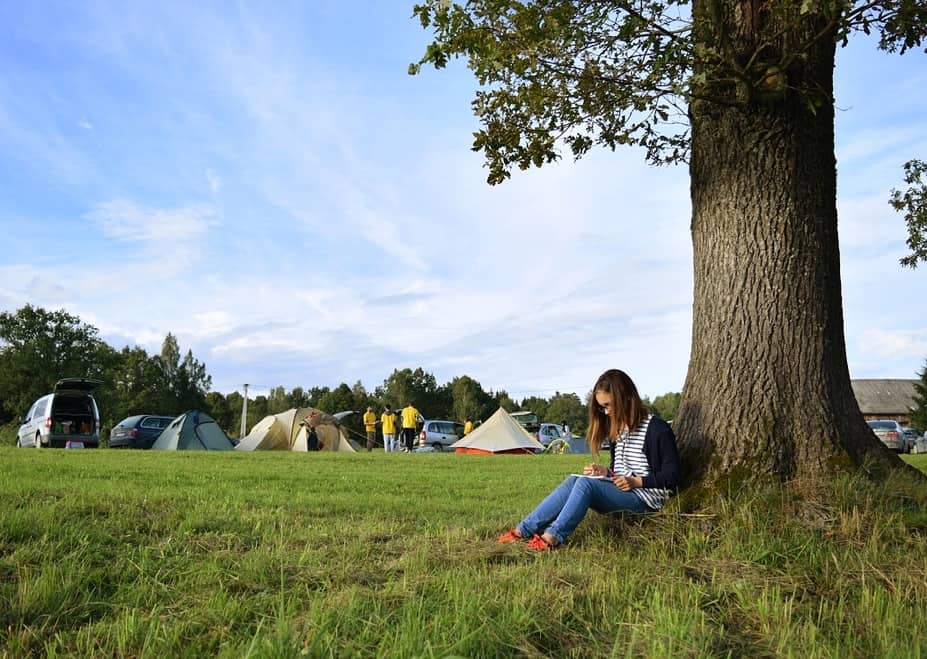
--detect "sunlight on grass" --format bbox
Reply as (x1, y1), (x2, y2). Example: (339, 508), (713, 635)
(1, 447), (927, 656)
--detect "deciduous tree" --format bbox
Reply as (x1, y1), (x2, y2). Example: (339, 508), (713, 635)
(0, 305), (109, 421)
(449, 375), (496, 422)
(412, 0), (926, 484)
(546, 391), (586, 434)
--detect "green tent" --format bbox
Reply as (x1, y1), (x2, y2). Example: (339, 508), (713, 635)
(151, 410), (235, 451)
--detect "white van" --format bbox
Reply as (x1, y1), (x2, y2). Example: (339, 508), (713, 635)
(16, 379), (102, 448)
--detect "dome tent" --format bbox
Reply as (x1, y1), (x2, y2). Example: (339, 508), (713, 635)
(235, 408), (355, 452)
(151, 410), (235, 451)
(451, 407), (543, 455)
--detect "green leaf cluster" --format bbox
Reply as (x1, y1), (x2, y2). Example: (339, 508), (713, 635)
(890, 159), (927, 268)
(411, 0), (926, 182)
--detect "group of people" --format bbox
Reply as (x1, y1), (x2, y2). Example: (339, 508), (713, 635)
(362, 401), (424, 452)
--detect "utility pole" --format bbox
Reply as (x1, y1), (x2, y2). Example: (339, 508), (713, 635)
(240, 384), (249, 438)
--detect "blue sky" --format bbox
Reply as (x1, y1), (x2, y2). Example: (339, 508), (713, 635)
(0, 2), (924, 403)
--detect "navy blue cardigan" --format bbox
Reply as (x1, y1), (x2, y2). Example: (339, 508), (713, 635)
(608, 416), (681, 490)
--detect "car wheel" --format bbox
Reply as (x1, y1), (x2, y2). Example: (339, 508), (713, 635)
(35, 433), (43, 448)
(431, 443), (443, 452)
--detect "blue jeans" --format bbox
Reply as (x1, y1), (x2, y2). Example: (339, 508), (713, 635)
(516, 475), (652, 544)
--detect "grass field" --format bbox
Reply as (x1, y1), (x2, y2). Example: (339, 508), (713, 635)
(2, 448), (927, 658)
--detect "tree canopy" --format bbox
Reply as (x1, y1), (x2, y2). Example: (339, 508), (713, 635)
(412, 0), (926, 483)
(0, 305), (110, 419)
(412, 1), (924, 176)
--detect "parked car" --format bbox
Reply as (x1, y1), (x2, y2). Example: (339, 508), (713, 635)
(902, 428), (922, 454)
(911, 431), (927, 455)
(536, 423), (565, 446)
(418, 419), (465, 451)
(16, 378), (102, 448)
(866, 419), (907, 453)
(109, 414), (176, 449)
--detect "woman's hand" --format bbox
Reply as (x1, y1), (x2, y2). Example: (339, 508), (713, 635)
(582, 463), (607, 477)
(612, 475), (643, 491)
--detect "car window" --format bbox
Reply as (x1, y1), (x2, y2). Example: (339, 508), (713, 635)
(141, 417), (163, 429)
(158, 418), (173, 428)
(436, 422), (453, 434)
(453, 423), (464, 435)
(867, 421), (894, 430)
(32, 399), (48, 420)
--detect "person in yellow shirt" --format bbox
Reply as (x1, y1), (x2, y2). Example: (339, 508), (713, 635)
(401, 401), (420, 452)
(463, 418), (473, 435)
(381, 405), (398, 453)
(363, 406), (377, 452)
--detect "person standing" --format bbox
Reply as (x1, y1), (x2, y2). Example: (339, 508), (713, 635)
(381, 405), (398, 452)
(363, 406), (377, 451)
(401, 401), (420, 452)
(561, 419), (571, 439)
(463, 418), (473, 435)
(306, 426), (320, 451)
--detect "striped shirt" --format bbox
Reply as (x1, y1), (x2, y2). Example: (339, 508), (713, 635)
(610, 415), (672, 510)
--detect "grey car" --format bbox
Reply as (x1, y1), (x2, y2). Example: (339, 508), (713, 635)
(17, 378), (102, 448)
(109, 414), (176, 449)
(866, 419), (907, 453)
(902, 428), (922, 454)
(905, 428), (926, 454)
(418, 419), (465, 451)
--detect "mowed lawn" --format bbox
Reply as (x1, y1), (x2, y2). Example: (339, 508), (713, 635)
(2, 448), (927, 657)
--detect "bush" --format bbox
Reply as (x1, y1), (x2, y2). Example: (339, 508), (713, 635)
(0, 420), (18, 447)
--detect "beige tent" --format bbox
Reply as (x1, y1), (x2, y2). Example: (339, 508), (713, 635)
(451, 407), (544, 454)
(235, 407), (355, 452)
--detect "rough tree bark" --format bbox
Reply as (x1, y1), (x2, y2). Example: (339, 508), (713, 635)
(676, 0), (902, 483)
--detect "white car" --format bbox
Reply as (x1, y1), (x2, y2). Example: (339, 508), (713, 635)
(17, 378), (102, 448)
(536, 423), (565, 447)
(418, 419), (465, 451)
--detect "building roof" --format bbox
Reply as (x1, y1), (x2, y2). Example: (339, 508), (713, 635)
(850, 379), (919, 415)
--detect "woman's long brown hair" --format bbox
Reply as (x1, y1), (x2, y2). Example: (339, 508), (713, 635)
(588, 369), (647, 456)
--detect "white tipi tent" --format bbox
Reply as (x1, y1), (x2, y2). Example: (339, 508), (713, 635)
(235, 408), (355, 452)
(451, 407), (543, 454)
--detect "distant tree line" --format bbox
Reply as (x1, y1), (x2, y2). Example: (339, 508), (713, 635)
(0, 305), (689, 443)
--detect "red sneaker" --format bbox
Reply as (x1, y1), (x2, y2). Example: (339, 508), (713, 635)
(496, 528), (522, 543)
(525, 534), (556, 551)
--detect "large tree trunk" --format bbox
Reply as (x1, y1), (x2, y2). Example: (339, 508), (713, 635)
(676, 4), (903, 483)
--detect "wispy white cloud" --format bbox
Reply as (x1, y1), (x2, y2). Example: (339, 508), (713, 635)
(87, 199), (217, 244)
(861, 329), (927, 361)
(0, 4), (923, 404)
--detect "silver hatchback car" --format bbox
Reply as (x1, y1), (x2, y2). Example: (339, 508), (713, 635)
(17, 378), (102, 448)
(866, 419), (906, 453)
(418, 419), (465, 451)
